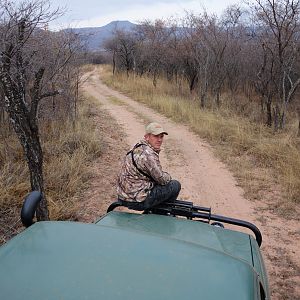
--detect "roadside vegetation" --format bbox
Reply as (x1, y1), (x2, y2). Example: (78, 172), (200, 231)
(0, 93), (102, 244)
(0, 0), (102, 244)
(101, 0), (300, 212)
(1, 0), (299, 246)
(101, 66), (300, 212)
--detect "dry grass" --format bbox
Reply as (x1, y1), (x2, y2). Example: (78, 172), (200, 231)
(42, 95), (103, 220)
(80, 64), (95, 73)
(101, 66), (300, 208)
(0, 94), (103, 244)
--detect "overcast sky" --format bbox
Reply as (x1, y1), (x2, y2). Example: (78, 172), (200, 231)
(46, 0), (243, 29)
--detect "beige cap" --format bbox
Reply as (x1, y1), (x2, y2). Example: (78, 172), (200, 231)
(145, 122), (168, 135)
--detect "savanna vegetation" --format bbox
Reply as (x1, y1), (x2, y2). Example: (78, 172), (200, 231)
(103, 0), (300, 208)
(1, 0), (300, 245)
(0, 1), (102, 243)
(0, 1), (298, 299)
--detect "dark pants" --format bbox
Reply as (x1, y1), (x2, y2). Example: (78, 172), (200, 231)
(122, 180), (181, 211)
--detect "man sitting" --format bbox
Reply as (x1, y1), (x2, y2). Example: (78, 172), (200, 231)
(116, 122), (181, 211)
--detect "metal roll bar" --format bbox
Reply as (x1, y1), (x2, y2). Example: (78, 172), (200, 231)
(107, 199), (262, 247)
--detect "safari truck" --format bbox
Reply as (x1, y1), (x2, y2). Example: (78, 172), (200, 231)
(0, 191), (269, 299)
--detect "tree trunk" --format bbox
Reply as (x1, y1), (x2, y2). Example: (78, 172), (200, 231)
(280, 111), (285, 130)
(266, 98), (272, 127)
(215, 90), (220, 108)
(273, 104), (286, 131)
(153, 71), (157, 88)
(273, 105), (280, 131)
(15, 117), (49, 220)
(74, 72), (79, 122)
(200, 92), (206, 108)
(297, 107), (300, 137)
(200, 81), (208, 108)
(2, 83), (49, 220)
(189, 73), (197, 92)
(112, 51), (116, 75)
(52, 82), (56, 113)
(25, 133), (48, 220)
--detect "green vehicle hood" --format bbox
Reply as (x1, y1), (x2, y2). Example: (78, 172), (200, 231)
(97, 212), (254, 264)
(0, 212), (265, 300)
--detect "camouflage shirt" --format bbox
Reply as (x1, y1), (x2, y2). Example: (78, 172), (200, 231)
(117, 139), (171, 202)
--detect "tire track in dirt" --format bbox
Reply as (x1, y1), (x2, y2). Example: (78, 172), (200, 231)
(84, 72), (252, 217)
(83, 68), (300, 300)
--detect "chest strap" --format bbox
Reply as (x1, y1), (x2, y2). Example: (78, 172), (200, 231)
(127, 143), (154, 181)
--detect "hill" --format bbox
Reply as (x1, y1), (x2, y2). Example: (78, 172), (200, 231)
(67, 20), (137, 51)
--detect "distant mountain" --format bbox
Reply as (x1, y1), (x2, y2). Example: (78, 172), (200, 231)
(66, 20), (137, 51)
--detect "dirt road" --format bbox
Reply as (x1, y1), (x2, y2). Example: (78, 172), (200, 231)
(82, 68), (300, 299)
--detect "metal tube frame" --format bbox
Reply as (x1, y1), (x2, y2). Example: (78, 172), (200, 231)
(107, 199), (262, 247)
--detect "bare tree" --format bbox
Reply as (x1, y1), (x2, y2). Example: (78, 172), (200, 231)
(179, 14), (201, 95)
(136, 20), (173, 87)
(104, 35), (118, 75)
(104, 29), (136, 77)
(203, 15), (229, 107)
(250, 0), (300, 129)
(180, 12), (217, 107)
(101, 3), (300, 130)
(221, 5), (245, 101)
(0, 0), (75, 220)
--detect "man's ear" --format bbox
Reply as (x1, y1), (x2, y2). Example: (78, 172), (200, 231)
(144, 133), (149, 141)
